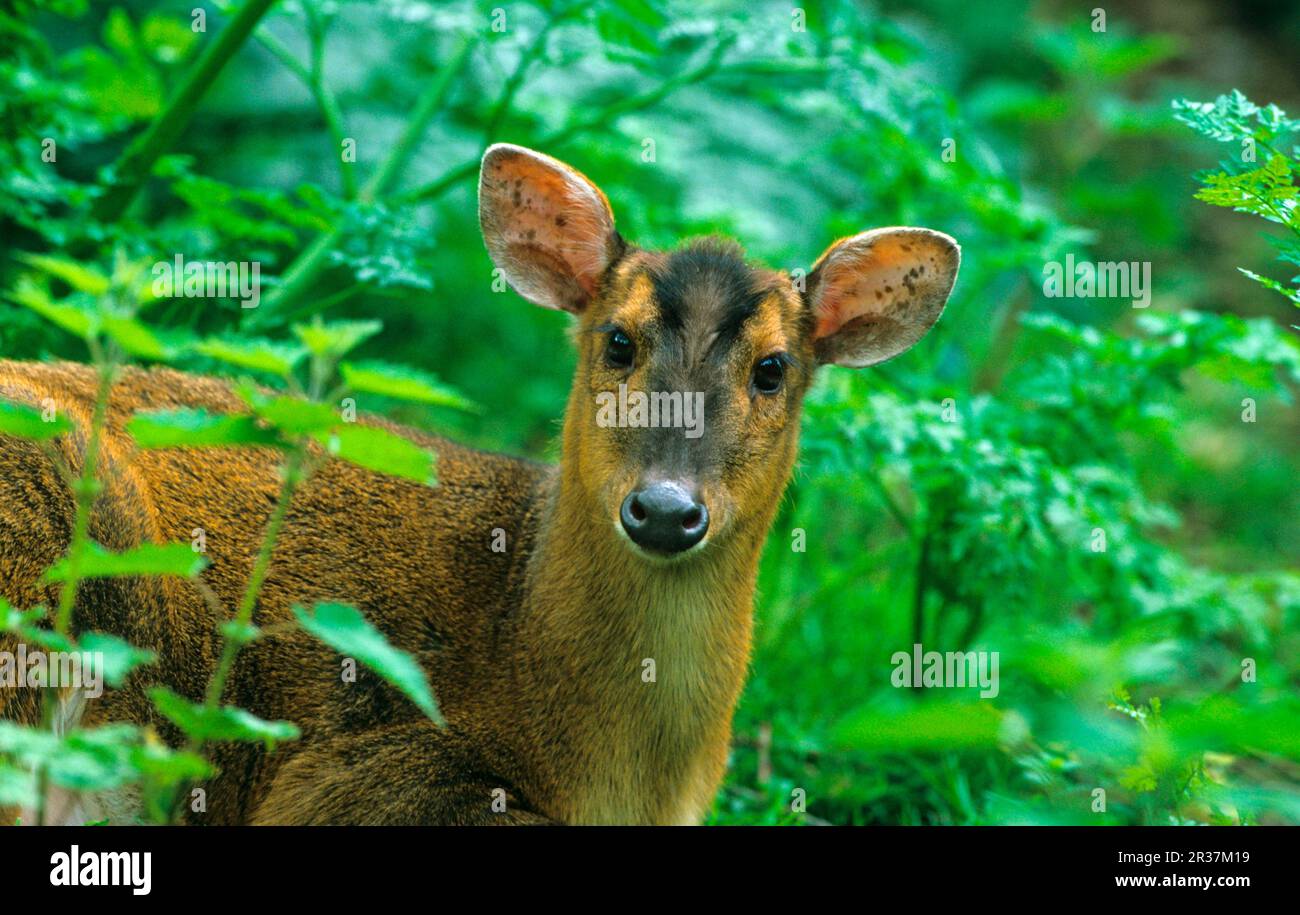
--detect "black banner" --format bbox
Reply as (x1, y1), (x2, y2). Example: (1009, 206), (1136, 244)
(2, 825), (1283, 901)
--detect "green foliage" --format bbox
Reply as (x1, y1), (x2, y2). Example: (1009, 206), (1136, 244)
(0, 719), (211, 811)
(150, 688), (300, 749)
(127, 408), (284, 449)
(1, 0), (1296, 827)
(192, 336), (306, 377)
(340, 361), (478, 411)
(0, 399), (71, 439)
(1176, 91), (1300, 314)
(293, 603), (445, 724)
(313, 423), (438, 484)
(762, 299), (1299, 825)
(42, 542), (208, 582)
(79, 632), (158, 687)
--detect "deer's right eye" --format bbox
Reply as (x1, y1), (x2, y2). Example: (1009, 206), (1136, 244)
(605, 330), (635, 369)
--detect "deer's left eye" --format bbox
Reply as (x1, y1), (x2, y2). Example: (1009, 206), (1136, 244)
(606, 329), (635, 368)
(752, 355), (785, 395)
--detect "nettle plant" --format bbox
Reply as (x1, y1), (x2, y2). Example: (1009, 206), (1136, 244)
(1175, 90), (1300, 319)
(0, 253), (469, 824)
(784, 306), (1300, 824)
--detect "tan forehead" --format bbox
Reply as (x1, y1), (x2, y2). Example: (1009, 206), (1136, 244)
(746, 290), (795, 349)
(752, 267), (803, 330)
(609, 269), (657, 329)
(605, 255), (801, 348)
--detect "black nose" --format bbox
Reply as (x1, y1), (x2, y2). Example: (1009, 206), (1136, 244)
(620, 481), (709, 555)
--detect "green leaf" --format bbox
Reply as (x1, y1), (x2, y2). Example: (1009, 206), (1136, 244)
(0, 399), (72, 440)
(43, 542), (208, 582)
(127, 742), (212, 782)
(315, 423), (437, 484)
(127, 408), (283, 449)
(294, 602), (444, 724)
(218, 620), (261, 646)
(596, 7), (661, 58)
(0, 599), (72, 651)
(150, 688), (301, 748)
(0, 722), (150, 793)
(194, 336), (307, 377)
(246, 393), (341, 437)
(80, 631), (157, 687)
(340, 360), (478, 411)
(1191, 155), (1297, 225)
(100, 315), (182, 361)
(140, 12), (200, 65)
(0, 598), (43, 633)
(0, 721), (60, 762)
(1165, 697), (1300, 759)
(15, 252), (111, 296)
(51, 725), (150, 791)
(0, 762), (35, 808)
(1174, 91), (1300, 145)
(1240, 268), (1300, 308)
(292, 319), (383, 359)
(5, 278), (96, 338)
(833, 702), (1011, 752)
(54, 723), (207, 793)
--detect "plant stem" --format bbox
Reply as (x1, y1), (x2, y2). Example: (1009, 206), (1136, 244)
(237, 5), (357, 198)
(304, 3), (356, 198)
(481, 2), (588, 143)
(92, 0), (280, 223)
(257, 34), (477, 319)
(52, 359), (116, 635)
(973, 281), (1030, 393)
(169, 417), (313, 822)
(358, 34), (477, 204)
(399, 36), (735, 205)
(36, 352), (117, 826)
(201, 442), (307, 709)
(911, 528), (932, 653)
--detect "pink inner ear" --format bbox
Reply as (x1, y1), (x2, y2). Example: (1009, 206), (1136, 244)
(812, 233), (947, 339)
(483, 149), (616, 301)
(813, 244), (890, 338)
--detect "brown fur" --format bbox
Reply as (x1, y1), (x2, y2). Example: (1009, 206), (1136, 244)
(0, 145), (957, 825)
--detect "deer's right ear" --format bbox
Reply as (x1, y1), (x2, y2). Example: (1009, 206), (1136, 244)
(478, 143), (624, 314)
(805, 227), (960, 368)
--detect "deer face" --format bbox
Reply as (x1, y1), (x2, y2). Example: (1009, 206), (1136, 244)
(479, 144), (959, 559)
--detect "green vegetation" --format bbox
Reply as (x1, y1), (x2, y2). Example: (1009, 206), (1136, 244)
(1, 0), (1297, 825)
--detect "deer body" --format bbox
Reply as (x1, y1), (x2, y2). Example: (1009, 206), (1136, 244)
(0, 360), (754, 824)
(0, 144), (958, 825)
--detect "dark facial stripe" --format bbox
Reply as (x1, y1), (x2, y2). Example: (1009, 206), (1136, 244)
(648, 238), (766, 345)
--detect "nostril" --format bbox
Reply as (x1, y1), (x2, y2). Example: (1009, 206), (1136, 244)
(621, 483), (708, 555)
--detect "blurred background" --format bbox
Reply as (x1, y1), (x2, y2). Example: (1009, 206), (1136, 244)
(2, 0), (1298, 824)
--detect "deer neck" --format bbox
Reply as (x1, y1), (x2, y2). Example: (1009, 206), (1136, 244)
(508, 459), (766, 825)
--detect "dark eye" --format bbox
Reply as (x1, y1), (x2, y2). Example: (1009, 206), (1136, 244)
(752, 355), (785, 395)
(606, 329), (635, 369)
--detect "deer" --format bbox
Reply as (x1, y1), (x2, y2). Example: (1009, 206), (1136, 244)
(0, 144), (959, 825)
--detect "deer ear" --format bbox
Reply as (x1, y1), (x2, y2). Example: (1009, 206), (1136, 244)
(806, 227), (959, 367)
(478, 143), (624, 314)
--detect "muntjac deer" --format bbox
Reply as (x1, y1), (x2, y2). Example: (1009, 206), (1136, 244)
(0, 144), (958, 825)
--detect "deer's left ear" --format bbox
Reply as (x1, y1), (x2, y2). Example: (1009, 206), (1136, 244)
(479, 143), (624, 314)
(806, 227), (960, 367)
